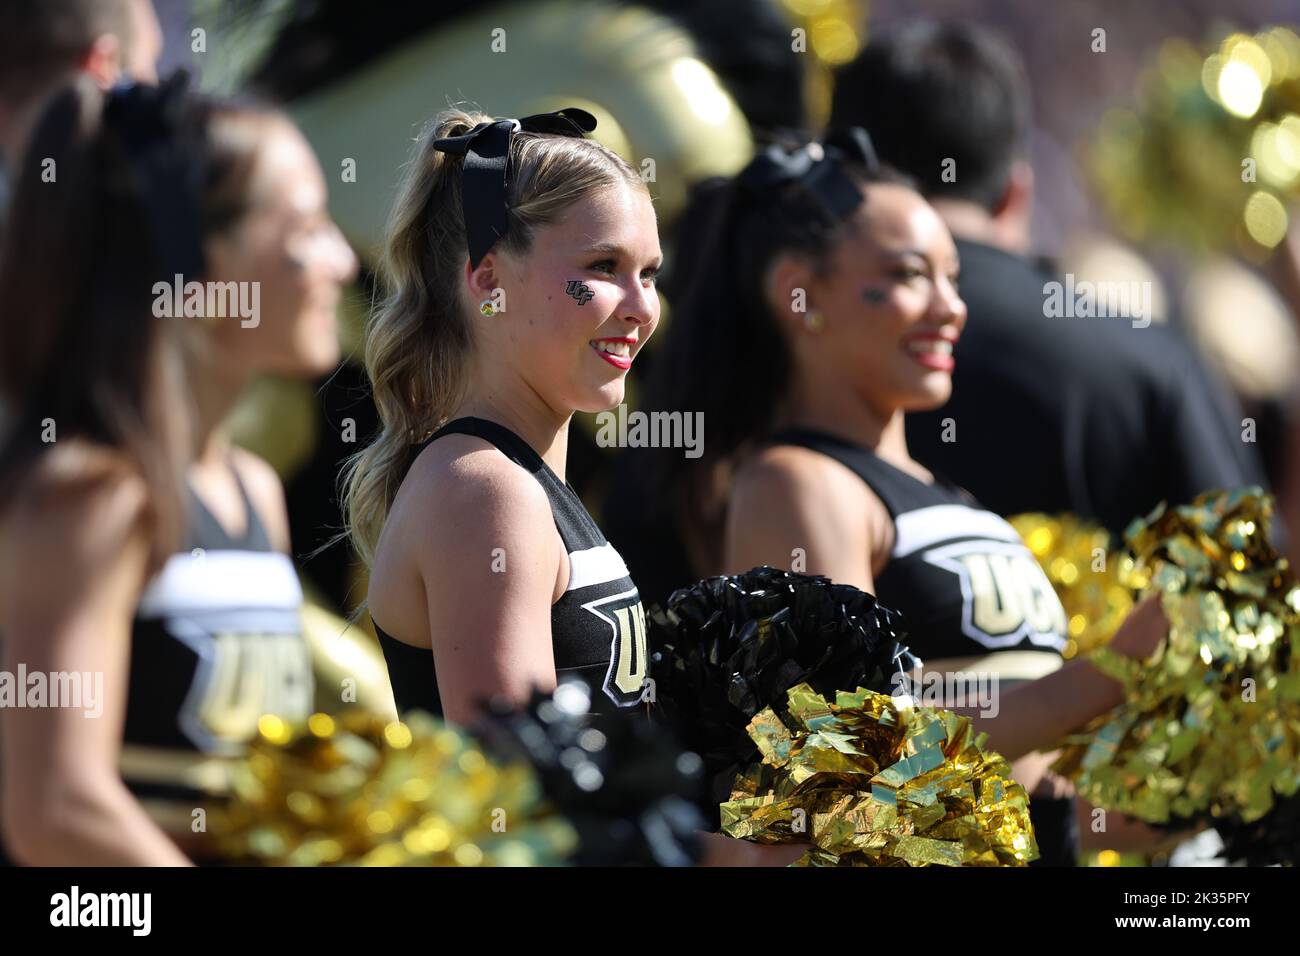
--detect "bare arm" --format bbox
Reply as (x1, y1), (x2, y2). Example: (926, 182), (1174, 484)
(413, 448), (562, 726)
(0, 456), (191, 865)
(725, 448), (1170, 764)
(955, 595), (1168, 760)
(726, 448), (876, 590)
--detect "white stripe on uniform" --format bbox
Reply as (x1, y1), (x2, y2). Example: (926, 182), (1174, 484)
(892, 504), (1024, 558)
(566, 543), (630, 592)
(137, 550), (302, 617)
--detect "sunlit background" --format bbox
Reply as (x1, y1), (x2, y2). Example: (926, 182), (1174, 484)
(142, 8), (1300, 849)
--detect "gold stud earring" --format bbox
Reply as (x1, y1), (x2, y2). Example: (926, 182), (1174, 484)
(804, 310), (825, 332)
(479, 298), (496, 316)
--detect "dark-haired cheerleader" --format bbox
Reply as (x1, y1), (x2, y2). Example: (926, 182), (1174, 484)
(644, 129), (1168, 864)
(0, 73), (356, 864)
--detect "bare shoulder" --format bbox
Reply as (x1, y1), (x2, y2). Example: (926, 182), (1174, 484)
(391, 434), (556, 560)
(0, 440), (152, 599)
(228, 446), (283, 502)
(732, 444), (868, 517)
(730, 442), (893, 562)
(3, 440), (149, 541)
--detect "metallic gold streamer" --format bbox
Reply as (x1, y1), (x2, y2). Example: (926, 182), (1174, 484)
(1009, 513), (1136, 659)
(720, 683), (1038, 866)
(1054, 487), (1300, 826)
(1089, 27), (1300, 257)
(211, 709), (576, 866)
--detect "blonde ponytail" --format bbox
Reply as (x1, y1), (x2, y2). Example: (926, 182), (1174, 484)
(342, 107), (643, 568)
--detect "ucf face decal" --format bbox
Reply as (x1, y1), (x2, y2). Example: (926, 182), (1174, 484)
(923, 540), (1068, 651)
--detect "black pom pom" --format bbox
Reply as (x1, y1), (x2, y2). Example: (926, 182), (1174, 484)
(1215, 795), (1300, 866)
(646, 566), (916, 805)
(473, 680), (709, 867)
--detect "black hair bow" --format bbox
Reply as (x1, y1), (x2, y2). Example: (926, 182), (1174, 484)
(103, 69), (206, 279)
(432, 108), (597, 270)
(737, 126), (879, 221)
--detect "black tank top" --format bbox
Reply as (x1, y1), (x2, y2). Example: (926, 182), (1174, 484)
(373, 417), (649, 719)
(770, 428), (1079, 867)
(120, 460), (313, 838)
(769, 428), (1069, 664)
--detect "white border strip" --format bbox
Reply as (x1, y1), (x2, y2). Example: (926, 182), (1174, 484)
(137, 550), (302, 617)
(566, 543), (630, 592)
(892, 504), (1024, 558)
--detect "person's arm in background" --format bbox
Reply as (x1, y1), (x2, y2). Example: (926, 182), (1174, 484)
(0, 453), (191, 865)
(946, 595), (1167, 761)
(1156, 327), (1269, 505)
(1266, 215), (1300, 566)
(1283, 414), (1300, 569)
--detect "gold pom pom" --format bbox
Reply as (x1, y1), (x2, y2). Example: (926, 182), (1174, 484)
(210, 709), (577, 865)
(1054, 488), (1300, 825)
(1088, 27), (1300, 257)
(720, 683), (1038, 866)
(1009, 513), (1135, 659)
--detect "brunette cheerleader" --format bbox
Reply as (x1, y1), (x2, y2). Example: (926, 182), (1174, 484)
(0, 73), (356, 864)
(644, 129), (1168, 863)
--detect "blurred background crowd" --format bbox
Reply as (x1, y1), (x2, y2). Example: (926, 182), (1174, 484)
(47, 0), (1289, 619)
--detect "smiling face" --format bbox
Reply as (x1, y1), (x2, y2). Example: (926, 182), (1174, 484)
(203, 118), (359, 378)
(467, 180), (662, 415)
(779, 183), (966, 416)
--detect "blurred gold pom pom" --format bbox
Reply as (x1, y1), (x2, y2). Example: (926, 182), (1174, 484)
(1009, 513), (1136, 659)
(719, 683), (1038, 866)
(1089, 27), (1300, 258)
(211, 709), (577, 866)
(1054, 487), (1300, 825)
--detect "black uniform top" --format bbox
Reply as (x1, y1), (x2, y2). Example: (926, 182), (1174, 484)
(769, 427), (1070, 664)
(906, 238), (1266, 534)
(770, 427), (1079, 865)
(121, 461), (313, 837)
(374, 417), (649, 719)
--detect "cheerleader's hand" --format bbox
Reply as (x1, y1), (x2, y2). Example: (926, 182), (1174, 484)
(1106, 594), (1168, 661)
(696, 831), (808, 867)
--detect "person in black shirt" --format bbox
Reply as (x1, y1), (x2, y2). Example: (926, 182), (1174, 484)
(828, 21), (1265, 536)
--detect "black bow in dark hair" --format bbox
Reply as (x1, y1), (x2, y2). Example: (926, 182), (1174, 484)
(103, 69), (207, 280)
(737, 126), (879, 221)
(432, 108), (598, 270)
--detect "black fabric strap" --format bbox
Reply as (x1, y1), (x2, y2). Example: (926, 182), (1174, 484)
(768, 426), (971, 519)
(421, 416), (546, 472)
(184, 456), (271, 552)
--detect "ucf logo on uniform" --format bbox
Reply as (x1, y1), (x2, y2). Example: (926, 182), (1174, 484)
(582, 589), (649, 706)
(924, 540), (1068, 650)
